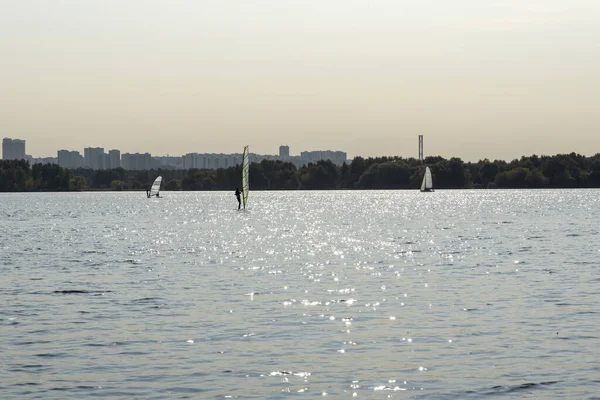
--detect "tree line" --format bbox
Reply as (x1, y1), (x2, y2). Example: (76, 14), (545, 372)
(1, 152), (600, 192)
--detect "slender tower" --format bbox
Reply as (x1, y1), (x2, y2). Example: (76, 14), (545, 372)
(418, 135), (424, 162)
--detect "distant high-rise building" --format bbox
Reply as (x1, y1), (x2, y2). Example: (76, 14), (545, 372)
(57, 150), (69, 167)
(418, 135), (424, 162)
(121, 153), (152, 170)
(108, 149), (121, 169)
(2, 138), (26, 160)
(208, 155), (220, 169)
(183, 153), (198, 170)
(84, 147), (105, 170)
(153, 156), (184, 170)
(58, 150), (84, 169)
(279, 145), (290, 157)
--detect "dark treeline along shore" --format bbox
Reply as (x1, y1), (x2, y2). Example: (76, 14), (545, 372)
(1, 152), (600, 192)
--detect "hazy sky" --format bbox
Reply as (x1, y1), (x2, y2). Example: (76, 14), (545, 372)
(1, 0), (599, 160)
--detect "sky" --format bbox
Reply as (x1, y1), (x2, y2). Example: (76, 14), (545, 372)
(1, 0), (599, 161)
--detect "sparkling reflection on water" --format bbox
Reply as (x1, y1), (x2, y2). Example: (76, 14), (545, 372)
(1, 190), (599, 399)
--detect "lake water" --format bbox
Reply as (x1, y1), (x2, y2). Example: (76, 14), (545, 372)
(1, 190), (599, 399)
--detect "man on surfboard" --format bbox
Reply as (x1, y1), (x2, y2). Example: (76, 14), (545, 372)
(234, 188), (241, 210)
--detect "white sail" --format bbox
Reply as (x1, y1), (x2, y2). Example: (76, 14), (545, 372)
(420, 167), (433, 192)
(149, 176), (162, 197)
(241, 146), (249, 208)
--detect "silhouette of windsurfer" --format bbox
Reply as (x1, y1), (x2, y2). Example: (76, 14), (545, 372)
(235, 188), (241, 210)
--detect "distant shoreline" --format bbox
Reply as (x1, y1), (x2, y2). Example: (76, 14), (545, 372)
(2, 153), (599, 191)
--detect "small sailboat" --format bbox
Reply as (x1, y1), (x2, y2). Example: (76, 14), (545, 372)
(420, 167), (434, 192)
(147, 176), (162, 198)
(241, 146), (249, 209)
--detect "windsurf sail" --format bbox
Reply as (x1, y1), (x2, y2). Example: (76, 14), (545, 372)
(420, 167), (433, 192)
(241, 146), (249, 208)
(149, 176), (162, 197)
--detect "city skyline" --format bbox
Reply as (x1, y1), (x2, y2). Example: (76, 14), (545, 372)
(8, 140), (346, 160)
(2, 1), (599, 161)
(5, 131), (598, 163)
(3, 137), (347, 170)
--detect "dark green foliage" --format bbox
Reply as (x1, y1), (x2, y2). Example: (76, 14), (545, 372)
(69, 176), (88, 191)
(298, 160), (338, 189)
(589, 156), (600, 187)
(474, 160), (499, 188)
(1, 153), (599, 191)
(31, 163), (70, 191)
(95, 169), (126, 189)
(111, 180), (125, 191)
(1, 161), (70, 191)
(434, 158), (469, 189)
(495, 167), (548, 188)
(356, 161), (412, 189)
(165, 179), (182, 191)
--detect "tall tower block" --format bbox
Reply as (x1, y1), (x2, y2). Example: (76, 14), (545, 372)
(418, 135), (424, 162)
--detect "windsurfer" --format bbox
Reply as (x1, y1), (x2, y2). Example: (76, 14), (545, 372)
(146, 188), (151, 198)
(235, 188), (241, 210)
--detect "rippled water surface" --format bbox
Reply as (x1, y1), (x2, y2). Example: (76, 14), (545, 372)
(1, 190), (599, 399)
